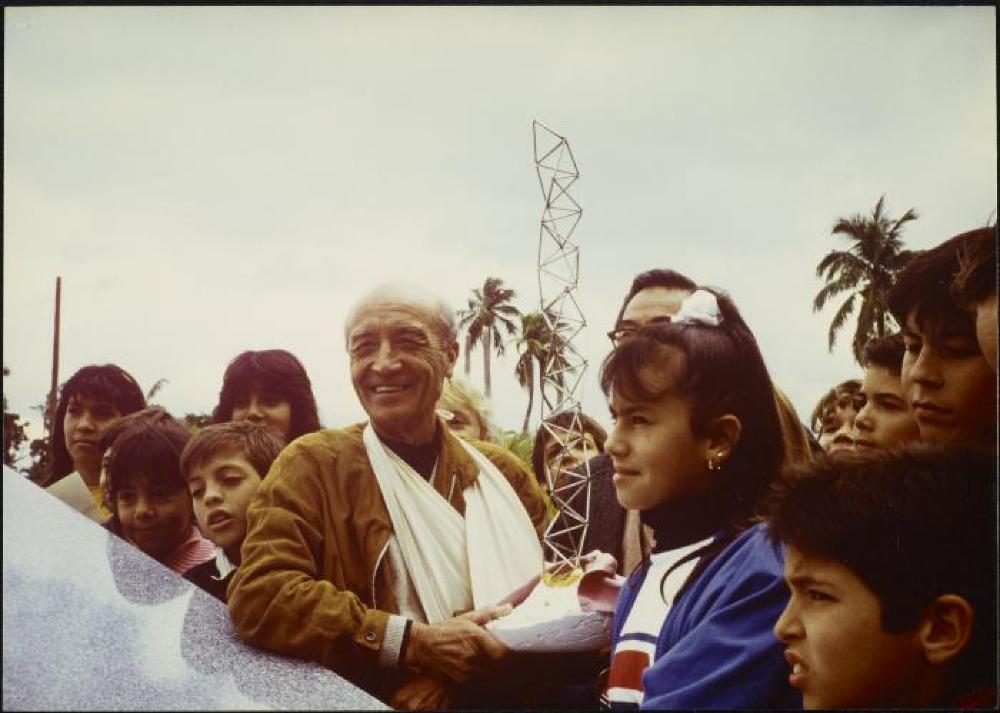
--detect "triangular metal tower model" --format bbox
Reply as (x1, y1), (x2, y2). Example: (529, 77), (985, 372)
(533, 120), (594, 573)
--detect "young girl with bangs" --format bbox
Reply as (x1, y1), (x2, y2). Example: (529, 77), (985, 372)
(600, 288), (799, 709)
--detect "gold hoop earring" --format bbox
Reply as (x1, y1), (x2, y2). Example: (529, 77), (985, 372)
(708, 453), (723, 471)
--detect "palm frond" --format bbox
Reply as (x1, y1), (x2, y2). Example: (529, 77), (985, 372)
(827, 294), (857, 351)
(813, 272), (862, 312)
(815, 250), (867, 280)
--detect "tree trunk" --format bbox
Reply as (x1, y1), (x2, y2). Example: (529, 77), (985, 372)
(521, 363), (534, 434)
(482, 331), (492, 397)
(464, 335), (471, 375)
(536, 353), (548, 414)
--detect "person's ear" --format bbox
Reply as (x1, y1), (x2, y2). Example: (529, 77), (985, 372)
(917, 594), (975, 665)
(704, 414), (742, 469)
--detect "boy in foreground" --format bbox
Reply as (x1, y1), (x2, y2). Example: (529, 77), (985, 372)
(768, 445), (996, 708)
(180, 421), (285, 601)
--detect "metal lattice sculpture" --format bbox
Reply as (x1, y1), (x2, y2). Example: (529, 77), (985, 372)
(533, 120), (594, 574)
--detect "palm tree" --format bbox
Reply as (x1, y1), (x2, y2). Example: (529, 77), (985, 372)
(515, 312), (549, 433)
(457, 277), (520, 397)
(515, 309), (573, 433)
(813, 196), (918, 364)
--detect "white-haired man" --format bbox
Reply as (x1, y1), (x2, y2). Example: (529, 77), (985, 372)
(229, 283), (548, 709)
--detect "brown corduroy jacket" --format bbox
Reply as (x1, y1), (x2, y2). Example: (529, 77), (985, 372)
(227, 420), (548, 698)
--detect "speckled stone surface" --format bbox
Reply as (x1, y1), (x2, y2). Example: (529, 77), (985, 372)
(2, 473), (387, 711)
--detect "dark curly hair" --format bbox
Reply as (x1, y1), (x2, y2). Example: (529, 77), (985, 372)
(767, 444), (996, 698)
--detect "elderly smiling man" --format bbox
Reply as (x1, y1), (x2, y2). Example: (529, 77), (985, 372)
(228, 283), (548, 709)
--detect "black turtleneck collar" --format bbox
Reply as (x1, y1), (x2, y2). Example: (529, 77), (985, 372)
(377, 423), (442, 482)
(641, 488), (735, 553)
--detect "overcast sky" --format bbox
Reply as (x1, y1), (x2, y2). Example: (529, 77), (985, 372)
(3, 6), (996, 463)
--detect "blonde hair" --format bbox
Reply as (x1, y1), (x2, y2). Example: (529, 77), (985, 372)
(773, 385), (812, 467)
(436, 377), (494, 442)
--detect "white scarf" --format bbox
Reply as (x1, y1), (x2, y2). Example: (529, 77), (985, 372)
(363, 424), (542, 623)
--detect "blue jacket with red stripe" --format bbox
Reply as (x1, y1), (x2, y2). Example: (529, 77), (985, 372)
(609, 522), (802, 709)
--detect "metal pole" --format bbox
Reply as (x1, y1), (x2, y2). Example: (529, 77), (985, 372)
(47, 276), (62, 436)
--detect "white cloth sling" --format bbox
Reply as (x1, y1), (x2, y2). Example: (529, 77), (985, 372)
(363, 424), (542, 624)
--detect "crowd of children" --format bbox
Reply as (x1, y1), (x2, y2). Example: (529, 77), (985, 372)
(30, 224), (997, 710)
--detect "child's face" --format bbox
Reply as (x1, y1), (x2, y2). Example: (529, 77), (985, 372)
(901, 309), (997, 443)
(605, 359), (711, 512)
(63, 394), (122, 475)
(852, 366), (920, 450)
(816, 397), (859, 454)
(187, 450), (263, 561)
(774, 546), (925, 709)
(116, 477), (193, 560)
(231, 383), (293, 441)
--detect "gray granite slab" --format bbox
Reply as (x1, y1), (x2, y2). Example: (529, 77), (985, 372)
(2, 472), (388, 711)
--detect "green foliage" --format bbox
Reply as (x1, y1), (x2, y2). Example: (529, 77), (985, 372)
(3, 367), (29, 469)
(813, 195), (918, 364)
(499, 429), (535, 472)
(183, 413), (213, 434)
(25, 435), (50, 483)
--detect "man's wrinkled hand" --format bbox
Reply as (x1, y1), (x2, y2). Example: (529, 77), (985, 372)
(390, 674), (451, 711)
(403, 605), (512, 684)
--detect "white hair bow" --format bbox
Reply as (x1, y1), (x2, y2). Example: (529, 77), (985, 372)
(673, 289), (722, 327)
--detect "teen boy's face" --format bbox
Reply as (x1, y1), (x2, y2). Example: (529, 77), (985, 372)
(117, 477), (193, 561)
(853, 366), (920, 450)
(901, 310), (997, 443)
(187, 451), (263, 562)
(605, 355), (711, 511)
(774, 546), (924, 709)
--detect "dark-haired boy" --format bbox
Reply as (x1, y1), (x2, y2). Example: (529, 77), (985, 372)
(768, 445), (996, 708)
(888, 228), (997, 444)
(180, 421), (285, 602)
(852, 334), (920, 450)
